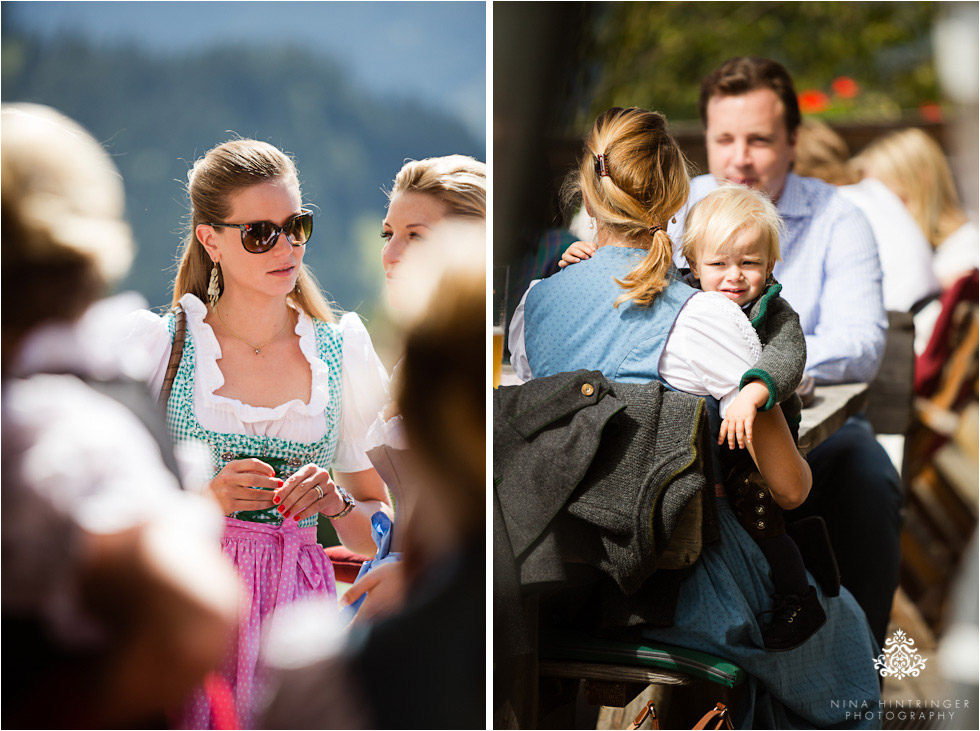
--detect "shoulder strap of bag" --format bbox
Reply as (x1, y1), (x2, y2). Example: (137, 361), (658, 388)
(692, 702), (734, 730)
(627, 700), (659, 730)
(158, 306), (186, 408)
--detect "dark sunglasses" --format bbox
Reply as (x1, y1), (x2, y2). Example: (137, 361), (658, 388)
(205, 209), (314, 253)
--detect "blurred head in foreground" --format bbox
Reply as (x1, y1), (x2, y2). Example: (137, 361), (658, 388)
(1, 103), (133, 366)
(382, 155), (487, 309)
(392, 221), (486, 564)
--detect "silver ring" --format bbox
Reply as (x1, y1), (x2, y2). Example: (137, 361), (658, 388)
(314, 484), (325, 500)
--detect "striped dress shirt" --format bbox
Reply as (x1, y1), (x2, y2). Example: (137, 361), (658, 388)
(669, 173), (887, 384)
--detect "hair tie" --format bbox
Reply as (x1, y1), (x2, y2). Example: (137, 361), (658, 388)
(594, 154), (610, 178)
(649, 224), (663, 237)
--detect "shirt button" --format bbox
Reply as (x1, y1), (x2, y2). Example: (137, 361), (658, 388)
(288, 456), (303, 467)
(581, 383), (595, 396)
(756, 520), (766, 530)
(221, 452), (235, 462)
(757, 491), (767, 500)
(755, 505), (766, 515)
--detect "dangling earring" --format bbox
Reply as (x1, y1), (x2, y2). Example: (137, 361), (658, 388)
(672, 216), (677, 224)
(207, 263), (221, 309)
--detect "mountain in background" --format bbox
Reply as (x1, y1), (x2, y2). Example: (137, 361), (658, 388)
(1, 27), (484, 316)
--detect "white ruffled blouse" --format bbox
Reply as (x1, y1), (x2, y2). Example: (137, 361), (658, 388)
(128, 294), (389, 473)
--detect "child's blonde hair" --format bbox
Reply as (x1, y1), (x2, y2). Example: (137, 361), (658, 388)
(681, 185), (783, 275)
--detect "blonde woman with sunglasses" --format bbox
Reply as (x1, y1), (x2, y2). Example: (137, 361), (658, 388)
(129, 139), (391, 729)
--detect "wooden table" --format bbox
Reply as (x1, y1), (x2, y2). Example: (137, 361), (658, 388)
(797, 382), (870, 453)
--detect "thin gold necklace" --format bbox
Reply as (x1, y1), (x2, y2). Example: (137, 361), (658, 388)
(213, 302), (291, 355)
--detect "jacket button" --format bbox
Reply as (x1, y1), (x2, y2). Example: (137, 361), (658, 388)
(581, 383), (595, 396)
(756, 520), (766, 530)
(755, 505), (766, 515)
(757, 491), (766, 500)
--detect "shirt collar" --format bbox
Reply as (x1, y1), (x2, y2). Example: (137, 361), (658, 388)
(775, 173), (811, 219)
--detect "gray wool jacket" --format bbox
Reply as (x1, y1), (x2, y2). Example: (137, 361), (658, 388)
(739, 279), (806, 432)
(493, 370), (718, 657)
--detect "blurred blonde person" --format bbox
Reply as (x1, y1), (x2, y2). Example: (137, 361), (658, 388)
(339, 155), (486, 625)
(852, 127), (978, 289)
(795, 119), (940, 314)
(262, 222), (486, 730)
(1, 103), (235, 728)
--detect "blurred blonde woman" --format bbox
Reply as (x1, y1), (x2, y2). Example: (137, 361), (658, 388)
(852, 128), (979, 289)
(340, 154), (486, 623)
(129, 138), (391, 728)
(261, 232), (485, 730)
(795, 119), (940, 312)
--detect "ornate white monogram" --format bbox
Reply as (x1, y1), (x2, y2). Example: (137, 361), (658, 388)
(874, 629), (928, 679)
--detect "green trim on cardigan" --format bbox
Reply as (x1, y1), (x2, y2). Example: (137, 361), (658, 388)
(748, 280), (782, 330)
(740, 368), (778, 412)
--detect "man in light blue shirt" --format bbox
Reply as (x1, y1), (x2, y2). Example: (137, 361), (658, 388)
(671, 57), (899, 650)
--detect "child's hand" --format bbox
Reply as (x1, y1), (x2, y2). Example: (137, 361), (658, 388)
(719, 395), (757, 450)
(718, 381), (770, 450)
(558, 241), (597, 268)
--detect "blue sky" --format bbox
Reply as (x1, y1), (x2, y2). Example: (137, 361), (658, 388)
(3, 1), (487, 140)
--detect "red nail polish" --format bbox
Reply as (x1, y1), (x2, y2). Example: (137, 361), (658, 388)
(273, 495), (280, 504)
(293, 515), (300, 522)
(277, 505), (284, 513)
(283, 510), (291, 518)
(278, 480), (284, 487)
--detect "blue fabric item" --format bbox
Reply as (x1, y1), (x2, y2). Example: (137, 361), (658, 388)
(525, 247), (725, 484)
(340, 510), (402, 625)
(641, 499), (881, 729)
(525, 246), (697, 383)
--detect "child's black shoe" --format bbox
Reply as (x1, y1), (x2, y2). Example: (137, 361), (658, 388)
(758, 586), (827, 652)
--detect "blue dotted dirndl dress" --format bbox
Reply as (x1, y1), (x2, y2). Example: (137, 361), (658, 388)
(162, 307), (344, 730)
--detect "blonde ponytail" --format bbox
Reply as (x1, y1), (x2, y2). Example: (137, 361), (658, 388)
(564, 107), (691, 308)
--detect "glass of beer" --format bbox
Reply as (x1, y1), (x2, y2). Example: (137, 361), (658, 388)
(493, 265), (509, 388)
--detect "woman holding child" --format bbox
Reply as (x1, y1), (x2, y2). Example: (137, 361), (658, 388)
(510, 107), (881, 728)
(130, 139), (391, 728)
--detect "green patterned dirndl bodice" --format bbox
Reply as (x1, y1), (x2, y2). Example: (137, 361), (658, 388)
(162, 309), (344, 527)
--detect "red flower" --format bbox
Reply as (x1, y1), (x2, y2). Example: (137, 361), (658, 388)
(831, 76), (860, 99)
(798, 90), (830, 114)
(919, 102), (943, 123)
